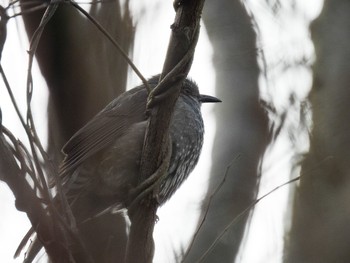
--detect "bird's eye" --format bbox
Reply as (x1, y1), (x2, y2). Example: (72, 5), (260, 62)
(183, 87), (191, 95)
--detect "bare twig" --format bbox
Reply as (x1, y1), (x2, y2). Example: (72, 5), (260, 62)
(182, 155), (241, 262)
(0, 2), (93, 261)
(9, 2), (48, 18)
(68, 0), (150, 92)
(26, 1), (58, 191)
(0, 127), (75, 262)
(25, 0), (73, 224)
(0, 65), (27, 132)
(196, 176), (300, 263)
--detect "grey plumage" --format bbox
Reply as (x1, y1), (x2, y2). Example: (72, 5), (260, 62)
(17, 75), (220, 262)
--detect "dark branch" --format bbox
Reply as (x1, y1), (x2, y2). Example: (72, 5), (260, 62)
(125, 1), (205, 263)
(0, 128), (75, 262)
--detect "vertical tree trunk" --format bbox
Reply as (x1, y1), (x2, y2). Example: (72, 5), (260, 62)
(285, 1), (350, 262)
(184, 1), (270, 262)
(20, 1), (134, 261)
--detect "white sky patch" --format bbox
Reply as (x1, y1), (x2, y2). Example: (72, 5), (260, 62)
(238, 1), (323, 262)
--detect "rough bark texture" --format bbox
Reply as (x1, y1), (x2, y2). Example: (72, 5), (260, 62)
(20, 1), (134, 261)
(184, 0), (270, 262)
(285, 1), (350, 262)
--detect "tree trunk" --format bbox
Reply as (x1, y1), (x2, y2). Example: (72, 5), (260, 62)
(184, 1), (270, 262)
(285, 1), (350, 262)
(20, 1), (134, 261)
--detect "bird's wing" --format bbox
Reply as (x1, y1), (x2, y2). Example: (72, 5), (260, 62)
(59, 87), (148, 177)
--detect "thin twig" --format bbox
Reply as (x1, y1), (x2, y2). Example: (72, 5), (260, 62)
(24, 0), (88, 257)
(25, 0), (60, 209)
(9, 3), (48, 18)
(2, 126), (45, 195)
(0, 65), (27, 133)
(182, 155), (241, 262)
(196, 176), (300, 263)
(19, 2), (97, 261)
(69, 0), (150, 92)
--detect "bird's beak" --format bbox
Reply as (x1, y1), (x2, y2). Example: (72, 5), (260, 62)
(199, 94), (222, 103)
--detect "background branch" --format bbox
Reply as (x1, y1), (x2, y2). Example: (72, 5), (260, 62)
(0, 127), (75, 262)
(17, 0), (135, 260)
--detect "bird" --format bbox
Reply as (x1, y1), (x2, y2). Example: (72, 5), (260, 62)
(17, 74), (221, 262)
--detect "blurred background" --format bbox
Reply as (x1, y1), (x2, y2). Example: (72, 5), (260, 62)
(3, 0), (349, 262)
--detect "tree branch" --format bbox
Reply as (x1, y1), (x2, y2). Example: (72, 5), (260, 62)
(125, 1), (205, 263)
(0, 127), (75, 262)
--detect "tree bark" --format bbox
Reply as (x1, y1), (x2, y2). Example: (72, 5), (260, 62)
(20, 1), (134, 261)
(184, 0), (270, 262)
(125, 1), (205, 262)
(285, 1), (350, 262)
